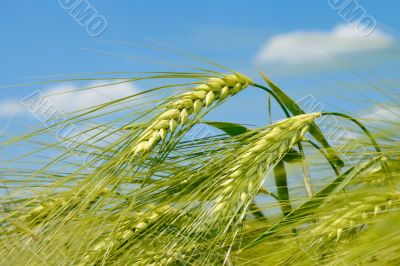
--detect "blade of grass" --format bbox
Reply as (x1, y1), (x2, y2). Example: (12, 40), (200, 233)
(202, 121), (249, 137)
(273, 160), (292, 217)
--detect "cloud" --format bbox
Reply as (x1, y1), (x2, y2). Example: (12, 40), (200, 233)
(254, 24), (394, 65)
(0, 81), (139, 117)
(363, 104), (400, 122)
(359, 105), (400, 141)
(0, 101), (26, 117)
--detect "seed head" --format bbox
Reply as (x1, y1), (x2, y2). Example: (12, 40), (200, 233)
(213, 113), (320, 213)
(131, 73), (253, 155)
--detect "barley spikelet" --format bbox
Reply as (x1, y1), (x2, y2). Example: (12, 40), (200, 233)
(312, 191), (400, 241)
(19, 198), (71, 226)
(132, 73), (253, 155)
(15, 188), (110, 230)
(211, 113), (321, 215)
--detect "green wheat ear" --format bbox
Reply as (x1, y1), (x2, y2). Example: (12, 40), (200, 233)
(131, 72), (253, 155)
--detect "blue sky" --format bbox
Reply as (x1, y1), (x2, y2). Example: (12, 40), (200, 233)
(0, 0), (399, 139)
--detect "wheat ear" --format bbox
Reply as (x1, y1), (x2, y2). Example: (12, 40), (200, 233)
(132, 73), (253, 154)
(79, 204), (183, 265)
(212, 113), (321, 213)
(312, 191), (399, 241)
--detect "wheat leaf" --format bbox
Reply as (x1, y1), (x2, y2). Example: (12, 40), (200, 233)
(202, 121), (249, 137)
(273, 160), (293, 216)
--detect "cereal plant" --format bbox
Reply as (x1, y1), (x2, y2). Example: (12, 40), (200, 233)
(0, 66), (399, 265)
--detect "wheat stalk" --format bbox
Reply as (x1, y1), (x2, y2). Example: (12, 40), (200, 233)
(132, 73), (253, 155)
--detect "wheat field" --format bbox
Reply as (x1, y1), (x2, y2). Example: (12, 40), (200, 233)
(0, 67), (399, 265)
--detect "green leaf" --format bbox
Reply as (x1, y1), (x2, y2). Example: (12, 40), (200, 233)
(259, 71), (344, 168)
(282, 148), (302, 163)
(273, 160), (293, 216)
(202, 121), (249, 137)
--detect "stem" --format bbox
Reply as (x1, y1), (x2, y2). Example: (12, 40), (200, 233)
(253, 83), (290, 118)
(297, 142), (313, 197)
(267, 94), (272, 124)
(304, 139), (340, 176)
(321, 112), (381, 152)
(258, 187), (279, 200)
(321, 112), (391, 179)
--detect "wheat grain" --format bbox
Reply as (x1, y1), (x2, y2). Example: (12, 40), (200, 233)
(132, 73), (253, 154)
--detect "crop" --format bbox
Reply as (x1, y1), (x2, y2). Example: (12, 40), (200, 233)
(0, 65), (399, 265)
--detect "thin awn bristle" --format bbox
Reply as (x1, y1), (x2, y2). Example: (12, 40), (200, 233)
(132, 72), (253, 155)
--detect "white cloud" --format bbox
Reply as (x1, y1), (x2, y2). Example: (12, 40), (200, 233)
(254, 24), (394, 65)
(0, 81), (139, 117)
(360, 105), (400, 140)
(363, 105), (400, 122)
(0, 101), (26, 117)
